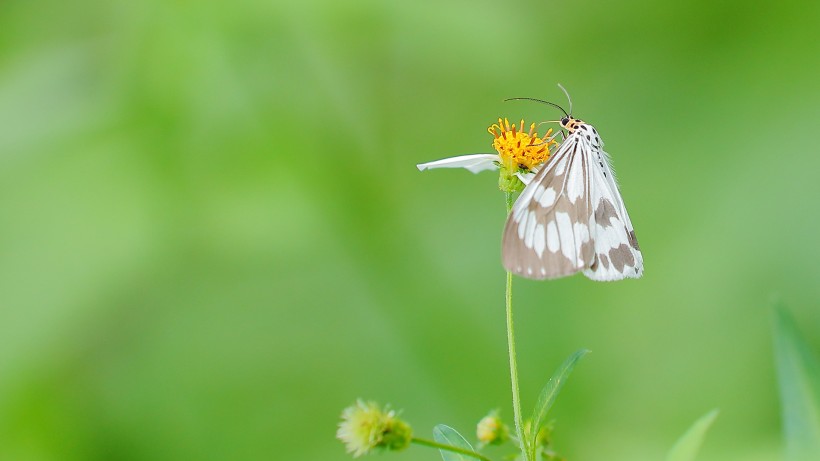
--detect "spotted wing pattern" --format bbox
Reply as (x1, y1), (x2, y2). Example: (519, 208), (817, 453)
(501, 123), (642, 281)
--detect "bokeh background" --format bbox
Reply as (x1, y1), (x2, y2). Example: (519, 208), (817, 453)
(1, 0), (818, 460)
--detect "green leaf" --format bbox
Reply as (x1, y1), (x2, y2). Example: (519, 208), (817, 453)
(665, 409), (718, 461)
(433, 424), (475, 461)
(528, 349), (589, 448)
(774, 305), (820, 461)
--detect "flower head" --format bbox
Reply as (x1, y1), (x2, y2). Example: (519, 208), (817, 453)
(476, 410), (509, 446)
(417, 118), (558, 193)
(336, 400), (412, 457)
(488, 118), (555, 172)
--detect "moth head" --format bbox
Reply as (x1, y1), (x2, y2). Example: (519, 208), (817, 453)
(561, 116), (584, 132)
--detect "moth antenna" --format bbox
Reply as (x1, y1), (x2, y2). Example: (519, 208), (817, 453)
(504, 97), (568, 118)
(557, 83), (573, 115)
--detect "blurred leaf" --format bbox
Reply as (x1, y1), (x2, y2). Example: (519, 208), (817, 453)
(773, 306), (820, 461)
(433, 424), (476, 461)
(665, 409), (718, 461)
(528, 349), (589, 452)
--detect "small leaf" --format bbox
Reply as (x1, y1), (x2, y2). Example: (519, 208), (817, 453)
(665, 409), (719, 461)
(433, 424), (475, 461)
(774, 305), (820, 461)
(528, 349), (589, 448)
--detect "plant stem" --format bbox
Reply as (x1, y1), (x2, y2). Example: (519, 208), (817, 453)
(411, 437), (494, 461)
(504, 191), (529, 461)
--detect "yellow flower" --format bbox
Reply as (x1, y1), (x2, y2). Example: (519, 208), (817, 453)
(417, 118), (558, 193)
(336, 400), (412, 457)
(488, 118), (556, 172)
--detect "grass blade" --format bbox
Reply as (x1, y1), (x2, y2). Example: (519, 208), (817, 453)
(528, 349), (589, 448)
(774, 305), (820, 461)
(665, 409), (718, 461)
(433, 424), (475, 461)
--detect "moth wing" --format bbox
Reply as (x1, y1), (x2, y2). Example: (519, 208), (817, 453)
(581, 137), (643, 281)
(502, 135), (596, 280)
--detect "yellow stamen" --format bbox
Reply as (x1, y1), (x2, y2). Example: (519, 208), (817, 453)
(488, 118), (558, 172)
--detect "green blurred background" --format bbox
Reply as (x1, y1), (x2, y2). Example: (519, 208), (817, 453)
(1, 0), (818, 460)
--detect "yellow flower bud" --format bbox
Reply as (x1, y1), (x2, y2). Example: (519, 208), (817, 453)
(476, 411), (509, 446)
(337, 400), (413, 457)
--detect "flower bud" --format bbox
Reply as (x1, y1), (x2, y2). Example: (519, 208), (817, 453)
(337, 400), (413, 457)
(476, 410), (509, 446)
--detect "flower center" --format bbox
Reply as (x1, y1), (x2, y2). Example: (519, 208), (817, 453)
(488, 118), (556, 172)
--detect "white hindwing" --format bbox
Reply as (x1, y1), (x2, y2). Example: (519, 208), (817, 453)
(501, 123), (642, 281)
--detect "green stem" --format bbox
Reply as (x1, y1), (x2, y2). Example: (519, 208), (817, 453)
(504, 191), (529, 461)
(411, 437), (494, 461)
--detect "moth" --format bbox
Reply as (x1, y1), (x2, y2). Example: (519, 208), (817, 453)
(502, 87), (643, 281)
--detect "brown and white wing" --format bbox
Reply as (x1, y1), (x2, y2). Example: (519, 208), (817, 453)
(581, 133), (643, 281)
(501, 133), (595, 279)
